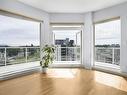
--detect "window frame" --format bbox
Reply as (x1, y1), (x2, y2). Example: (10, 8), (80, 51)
(93, 17), (121, 68)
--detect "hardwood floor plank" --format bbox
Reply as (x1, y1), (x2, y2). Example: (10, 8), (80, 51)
(0, 68), (127, 95)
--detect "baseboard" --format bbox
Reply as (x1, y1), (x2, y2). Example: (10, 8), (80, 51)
(50, 64), (81, 68)
(0, 66), (40, 80)
(93, 66), (127, 77)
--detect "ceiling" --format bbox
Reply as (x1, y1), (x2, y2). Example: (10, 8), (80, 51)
(18, 0), (127, 13)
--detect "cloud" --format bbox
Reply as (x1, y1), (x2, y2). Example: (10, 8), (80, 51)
(95, 19), (120, 45)
(0, 15), (40, 46)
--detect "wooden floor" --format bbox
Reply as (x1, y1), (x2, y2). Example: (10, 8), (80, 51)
(0, 68), (127, 95)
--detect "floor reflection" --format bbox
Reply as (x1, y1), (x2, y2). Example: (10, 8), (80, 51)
(43, 69), (78, 78)
(94, 71), (127, 92)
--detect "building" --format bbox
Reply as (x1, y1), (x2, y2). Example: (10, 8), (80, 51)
(55, 38), (76, 61)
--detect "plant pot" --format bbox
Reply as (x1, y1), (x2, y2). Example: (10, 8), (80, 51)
(40, 67), (48, 74)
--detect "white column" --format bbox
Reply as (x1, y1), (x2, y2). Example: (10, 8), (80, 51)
(82, 12), (94, 69)
(120, 16), (127, 73)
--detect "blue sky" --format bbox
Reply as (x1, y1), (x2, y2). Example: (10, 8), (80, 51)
(0, 15), (40, 46)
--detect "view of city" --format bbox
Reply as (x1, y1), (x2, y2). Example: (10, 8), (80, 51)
(95, 44), (120, 65)
(0, 45), (40, 66)
(0, 14), (120, 66)
(55, 38), (80, 61)
(95, 19), (120, 66)
(0, 15), (40, 66)
(53, 30), (81, 62)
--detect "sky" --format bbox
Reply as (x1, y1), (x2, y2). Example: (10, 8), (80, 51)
(53, 30), (81, 45)
(54, 19), (121, 46)
(0, 15), (40, 46)
(0, 15), (120, 47)
(95, 19), (121, 45)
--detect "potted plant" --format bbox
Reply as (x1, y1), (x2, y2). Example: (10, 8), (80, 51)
(40, 45), (55, 73)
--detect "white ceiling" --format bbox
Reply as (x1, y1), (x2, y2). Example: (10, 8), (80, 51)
(18, 0), (127, 13)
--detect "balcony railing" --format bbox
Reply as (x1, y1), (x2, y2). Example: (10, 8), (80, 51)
(0, 47), (40, 66)
(55, 47), (80, 62)
(95, 47), (120, 66)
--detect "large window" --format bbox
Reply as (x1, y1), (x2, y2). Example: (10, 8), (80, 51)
(95, 19), (120, 68)
(0, 15), (40, 66)
(53, 30), (81, 63)
(52, 25), (82, 64)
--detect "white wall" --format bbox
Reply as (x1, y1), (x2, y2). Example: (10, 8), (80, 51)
(50, 13), (84, 23)
(0, 0), (51, 47)
(93, 2), (127, 22)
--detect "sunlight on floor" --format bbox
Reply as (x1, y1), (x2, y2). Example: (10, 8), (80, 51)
(94, 71), (127, 92)
(45, 69), (78, 78)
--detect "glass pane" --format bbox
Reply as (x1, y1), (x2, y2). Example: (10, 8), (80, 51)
(53, 30), (81, 63)
(6, 48), (26, 65)
(76, 32), (81, 61)
(95, 19), (120, 66)
(95, 48), (112, 63)
(0, 15), (40, 66)
(0, 15), (40, 46)
(0, 48), (5, 66)
(27, 48), (40, 62)
(55, 47), (79, 61)
(114, 48), (120, 65)
(76, 47), (80, 61)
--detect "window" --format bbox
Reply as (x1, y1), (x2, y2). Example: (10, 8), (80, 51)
(0, 15), (40, 66)
(52, 24), (82, 65)
(94, 19), (120, 68)
(53, 30), (81, 63)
